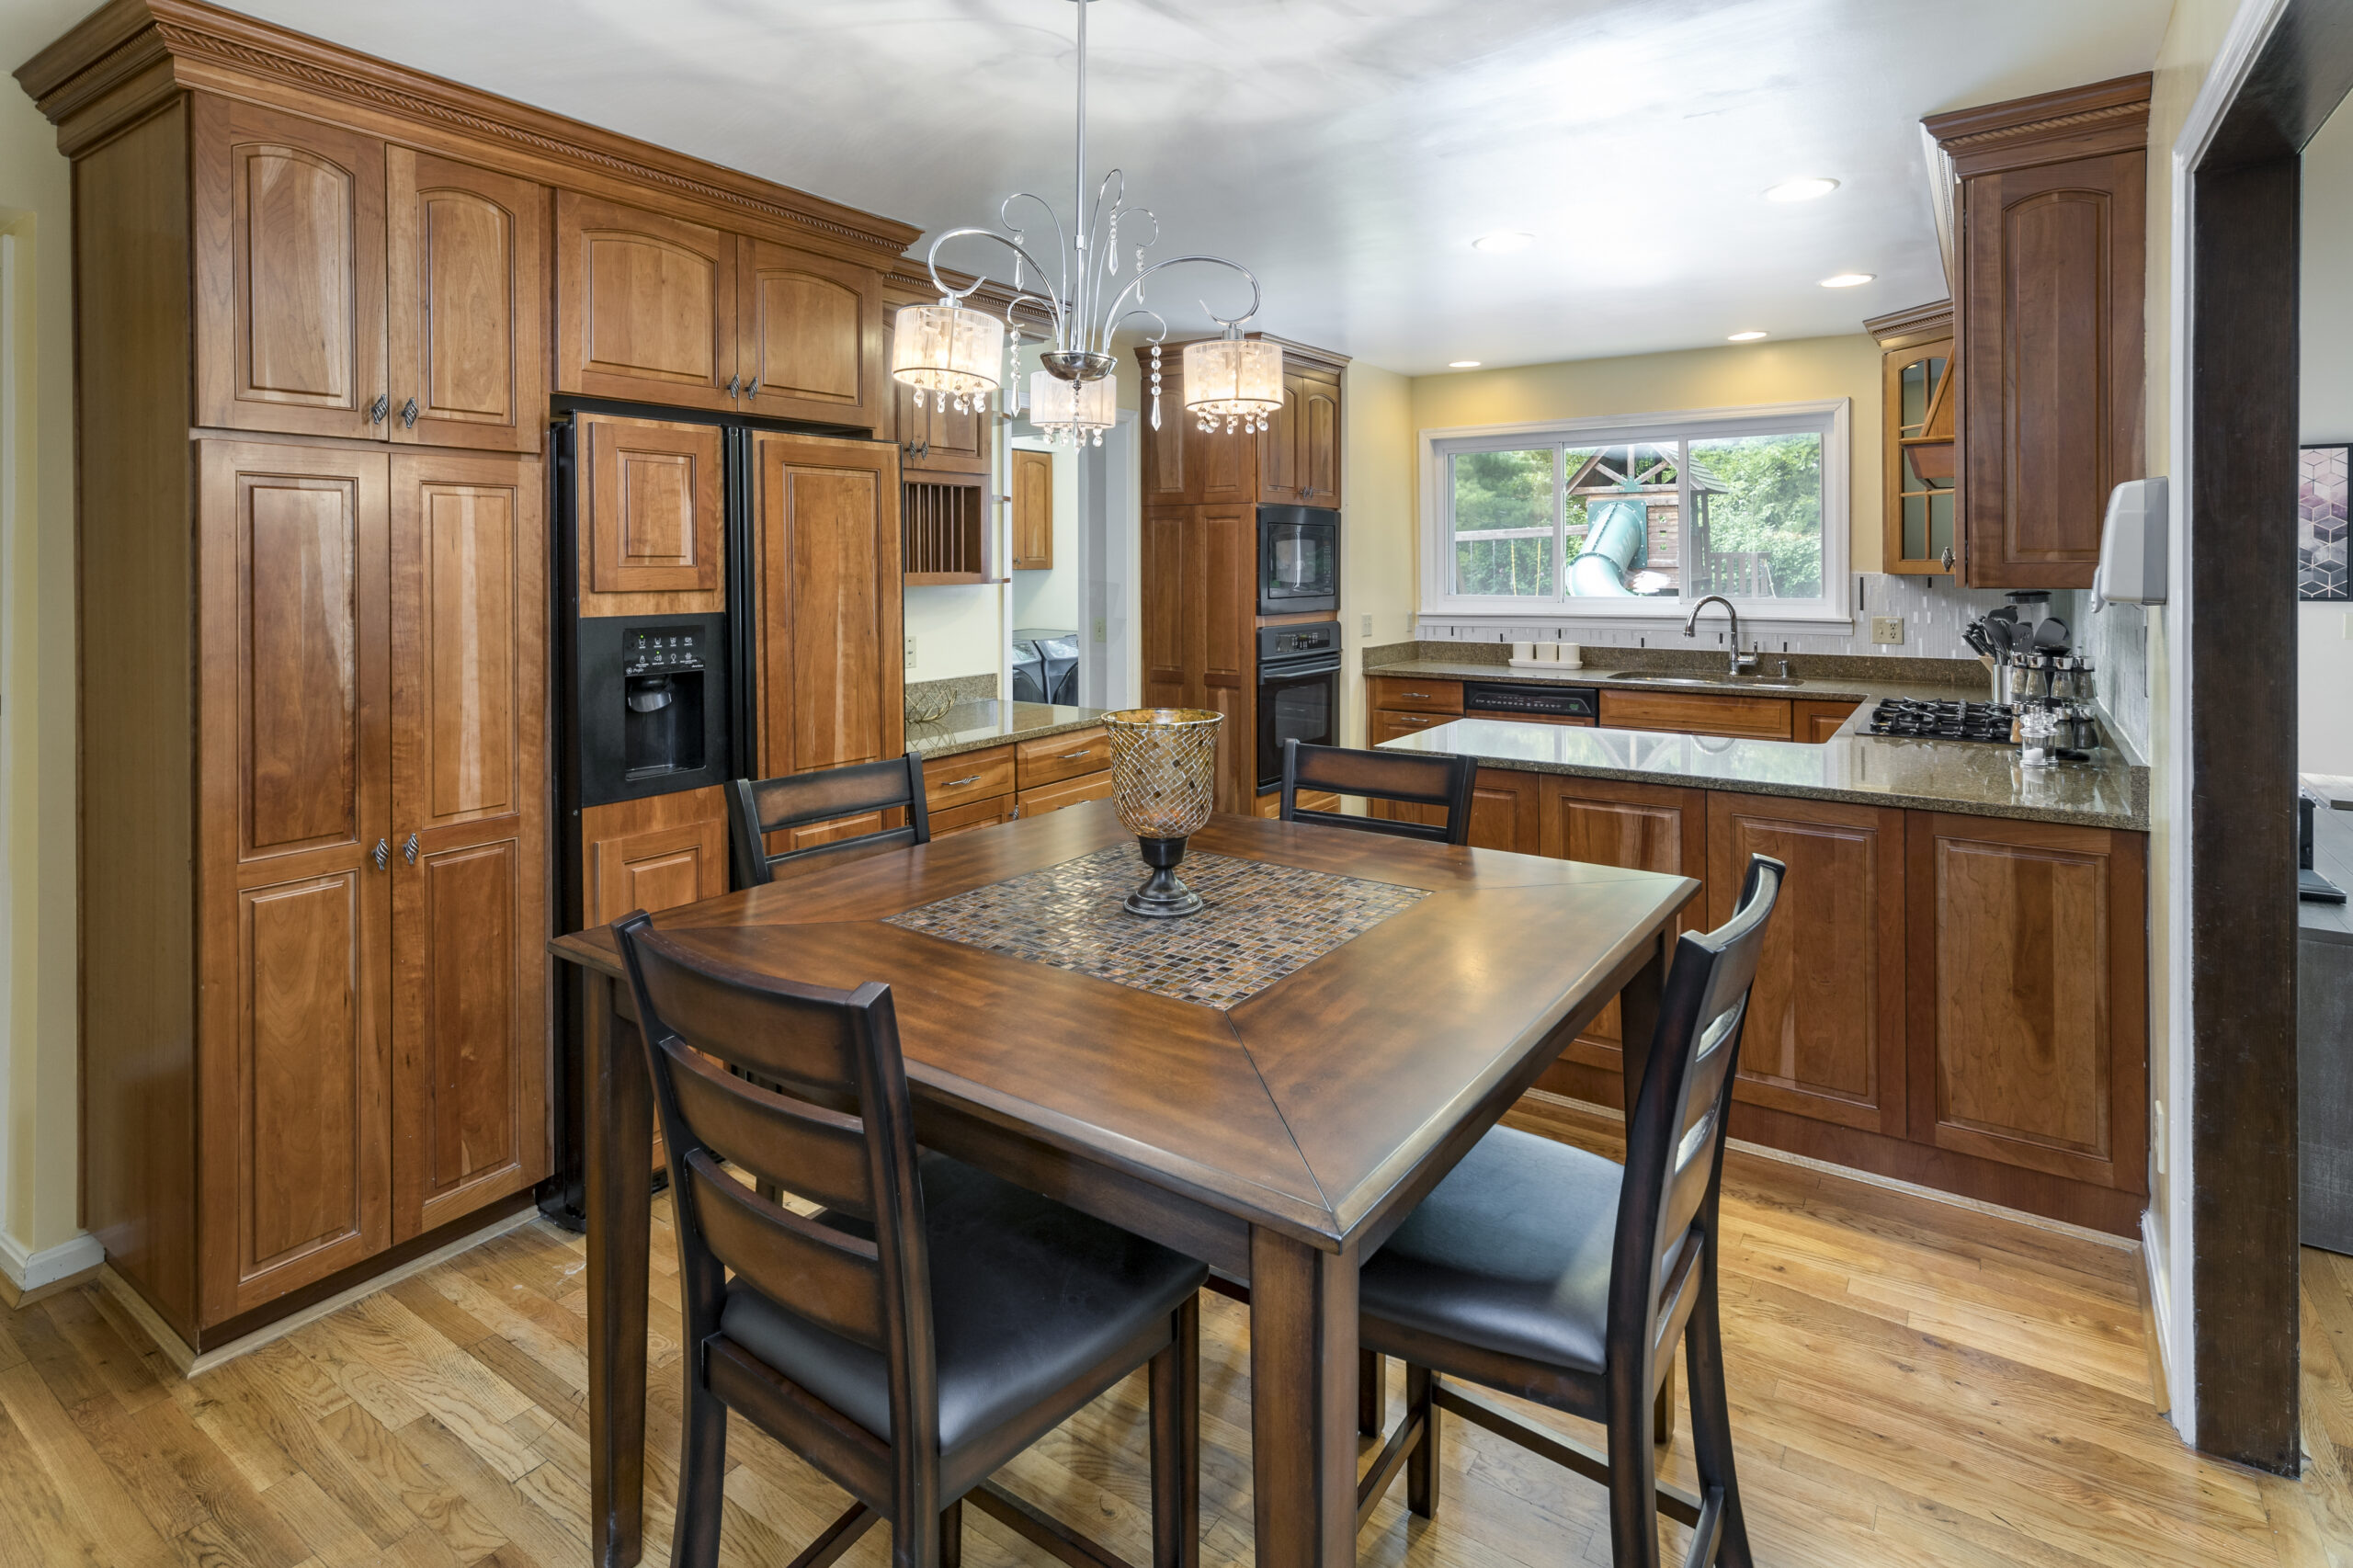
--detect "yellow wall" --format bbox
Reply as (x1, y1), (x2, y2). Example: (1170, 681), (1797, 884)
(1340, 364), (1415, 745)
(0, 67), (82, 1274)
(1404, 333), (1890, 608)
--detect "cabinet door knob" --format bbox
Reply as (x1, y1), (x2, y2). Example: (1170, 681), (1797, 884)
(745, 378), (761, 398)
(403, 832), (420, 865)
(372, 838), (390, 870)
(368, 394), (388, 425)
(1940, 546), (1956, 572)
(400, 397), (418, 429)
(725, 375), (742, 398)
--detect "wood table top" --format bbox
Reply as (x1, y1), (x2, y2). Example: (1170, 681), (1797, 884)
(551, 800), (1698, 1250)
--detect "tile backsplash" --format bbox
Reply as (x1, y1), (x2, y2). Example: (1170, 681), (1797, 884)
(1416, 574), (2025, 661)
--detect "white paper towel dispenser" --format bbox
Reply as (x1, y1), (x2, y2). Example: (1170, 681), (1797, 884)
(2091, 476), (2167, 608)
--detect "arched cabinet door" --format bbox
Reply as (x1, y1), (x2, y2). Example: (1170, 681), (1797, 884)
(738, 237), (882, 429)
(193, 97), (388, 440)
(554, 190), (738, 412)
(388, 149), (547, 453)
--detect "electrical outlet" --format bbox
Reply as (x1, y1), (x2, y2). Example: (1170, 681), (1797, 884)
(904, 635), (917, 670)
(1870, 615), (1904, 645)
(1091, 616), (1107, 642)
(1362, 614), (1373, 638)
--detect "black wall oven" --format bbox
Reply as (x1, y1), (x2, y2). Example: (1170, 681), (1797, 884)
(1259, 505), (1339, 616)
(1257, 621), (1342, 790)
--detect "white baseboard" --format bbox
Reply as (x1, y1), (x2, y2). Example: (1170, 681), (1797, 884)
(2140, 1208), (2178, 1417)
(0, 1228), (105, 1294)
(100, 1205), (540, 1377)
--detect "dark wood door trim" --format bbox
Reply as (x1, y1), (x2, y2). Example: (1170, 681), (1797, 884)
(2180, 0), (2353, 1474)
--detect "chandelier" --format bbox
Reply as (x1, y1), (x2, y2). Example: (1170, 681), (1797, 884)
(889, 0), (1282, 443)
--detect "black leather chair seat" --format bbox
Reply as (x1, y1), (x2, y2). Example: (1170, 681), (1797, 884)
(719, 1153), (1207, 1452)
(1360, 1126), (1630, 1376)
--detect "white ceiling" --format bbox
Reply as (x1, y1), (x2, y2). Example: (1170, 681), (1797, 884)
(22, 0), (2176, 372)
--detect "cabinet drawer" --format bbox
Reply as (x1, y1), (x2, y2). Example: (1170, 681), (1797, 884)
(1016, 727), (1110, 790)
(1597, 689), (1791, 739)
(1017, 770), (1114, 817)
(922, 746), (1015, 812)
(1370, 708), (1451, 744)
(1792, 699), (1862, 744)
(1368, 676), (1463, 714)
(929, 794), (1016, 837)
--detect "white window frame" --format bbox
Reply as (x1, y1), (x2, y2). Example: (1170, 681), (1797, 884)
(1417, 399), (1853, 631)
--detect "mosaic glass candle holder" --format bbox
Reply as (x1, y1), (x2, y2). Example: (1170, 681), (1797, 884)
(1103, 707), (1222, 917)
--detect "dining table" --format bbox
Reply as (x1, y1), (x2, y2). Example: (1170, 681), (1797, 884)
(551, 799), (1699, 1568)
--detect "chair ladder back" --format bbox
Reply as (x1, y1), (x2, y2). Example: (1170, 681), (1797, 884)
(1279, 740), (1479, 845)
(1610, 856), (1783, 1365)
(613, 915), (942, 1458)
(728, 756), (932, 887)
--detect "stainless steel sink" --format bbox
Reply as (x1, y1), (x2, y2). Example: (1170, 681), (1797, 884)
(1599, 671), (1806, 688)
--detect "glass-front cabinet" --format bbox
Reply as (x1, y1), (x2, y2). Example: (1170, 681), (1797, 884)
(1870, 303), (1957, 574)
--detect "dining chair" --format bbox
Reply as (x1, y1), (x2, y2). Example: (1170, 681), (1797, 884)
(727, 755), (932, 888)
(1278, 738), (1478, 845)
(1354, 854), (1785, 1568)
(613, 913), (1208, 1568)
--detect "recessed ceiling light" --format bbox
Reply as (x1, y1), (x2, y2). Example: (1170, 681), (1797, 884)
(1765, 177), (1840, 203)
(1819, 273), (1875, 288)
(1449, 359), (1483, 369)
(1471, 231), (1535, 254)
(1726, 331), (1768, 343)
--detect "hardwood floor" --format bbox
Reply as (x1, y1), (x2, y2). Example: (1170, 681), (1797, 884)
(1, 1096), (2347, 1568)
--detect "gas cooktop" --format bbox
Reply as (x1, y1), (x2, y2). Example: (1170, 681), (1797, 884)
(1865, 699), (2015, 744)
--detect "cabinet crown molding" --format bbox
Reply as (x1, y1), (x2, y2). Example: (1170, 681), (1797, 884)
(1924, 72), (2153, 175)
(16, 0), (924, 261)
(1863, 300), (1954, 350)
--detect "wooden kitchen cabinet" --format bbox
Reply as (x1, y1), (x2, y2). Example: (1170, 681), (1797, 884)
(389, 450), (549, 1239)
(1142, 507), (1188, 705)
(1905, 812), (2147, 1192)
(1257, 366), (1343, 507)
(193, 96), (389, 440)
(923, 746), (1017, 815)
(386, 148), (547, 453)
(1710, 793), (1906, 1135)
(929, 793), (1019, 837)
(574, 414), (725, 617)
(1599, 687), (1792, 739)
(1866, 301), (1958, 574)
(1792, 699), (1863, 744)
(1927, 75), (2149, 590)
(1011, 448), (1054, 570)
(753, 432), (904, 783)
(1018, 771), (1114, 817)
(581, 788), (729, 926)
(554, 190), (739, 412)
(1538, 777), (1710, 1079)
(1466, 767), (1544, 854)
(192, 439), (551, 1320)
(1367, 676), (1463, 715)
(1016, 727), (1111, 790)
(737, 236), (883, 427)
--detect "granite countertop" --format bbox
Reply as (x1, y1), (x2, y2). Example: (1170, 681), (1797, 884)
(1363, 656), (1986, 707)
(904, 699), (1106, 761)
(1381, 711), (2149, 831)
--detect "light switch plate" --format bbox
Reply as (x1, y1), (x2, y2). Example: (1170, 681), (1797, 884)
(904, 636), (917, 669)
(1870, 615), (1904, 645)
(1362, 614), (1373, 637)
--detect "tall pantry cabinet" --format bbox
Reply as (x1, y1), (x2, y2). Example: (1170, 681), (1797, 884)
(22, 0), (920, 1348)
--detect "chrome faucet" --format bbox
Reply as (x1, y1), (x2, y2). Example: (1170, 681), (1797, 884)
(1683, 595), (1756, 676)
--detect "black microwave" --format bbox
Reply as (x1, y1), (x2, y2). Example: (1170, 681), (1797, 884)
(1259, 505), (1338, 616)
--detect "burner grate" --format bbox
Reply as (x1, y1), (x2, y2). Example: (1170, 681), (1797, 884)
(1863, 699), (2015, 744)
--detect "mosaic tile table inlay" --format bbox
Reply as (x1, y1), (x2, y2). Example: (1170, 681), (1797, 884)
(883, 845), (1429, 1010)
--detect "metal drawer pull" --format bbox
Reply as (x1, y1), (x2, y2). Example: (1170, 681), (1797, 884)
(368, 394), (388, 424)
(1402, 691), (1431, 699)
(372, 838), (389, 870)
(404, 832), (420, 864)
(940, 775), (981, 789)
(1058, 749), (1093, 760)
(400, 397), (418, 428)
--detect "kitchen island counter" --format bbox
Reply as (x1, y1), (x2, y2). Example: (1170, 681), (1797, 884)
(904, 699), (1105, 761)
(1380, 714), (2148, 831)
